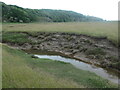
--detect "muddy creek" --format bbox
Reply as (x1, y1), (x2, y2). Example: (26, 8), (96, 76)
(25, 50), (119, 84)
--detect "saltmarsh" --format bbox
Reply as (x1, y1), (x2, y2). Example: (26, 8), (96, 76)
(2, 44), (117, 88)
(2, 22), (118, 45)
(2, 21), (119, 88)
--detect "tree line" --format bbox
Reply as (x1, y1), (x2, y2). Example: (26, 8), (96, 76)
(1, 2), (103, 23)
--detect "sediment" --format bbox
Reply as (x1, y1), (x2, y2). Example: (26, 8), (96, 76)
(2, 32), (119, 71)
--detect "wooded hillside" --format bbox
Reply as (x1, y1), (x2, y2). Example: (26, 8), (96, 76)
(1, 2), (103, 23)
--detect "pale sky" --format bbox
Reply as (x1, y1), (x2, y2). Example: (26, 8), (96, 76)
(0, 0), (119, 20)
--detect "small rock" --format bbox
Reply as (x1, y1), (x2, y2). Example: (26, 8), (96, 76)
(31, 55), (38, 58)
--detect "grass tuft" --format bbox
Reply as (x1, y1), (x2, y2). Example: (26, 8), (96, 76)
(86, 48), (106, 56)
(2, 32), (32, 44)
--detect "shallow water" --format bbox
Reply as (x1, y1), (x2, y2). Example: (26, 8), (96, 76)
(25, 50), (119, 84)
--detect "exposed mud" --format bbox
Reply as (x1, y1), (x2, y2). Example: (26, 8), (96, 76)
(2, 32), (119, 71)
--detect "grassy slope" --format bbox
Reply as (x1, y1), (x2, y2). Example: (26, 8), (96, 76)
(2, 45), (81, 88)
(2, 22), (118, 44)
(2, 44), (117, 88)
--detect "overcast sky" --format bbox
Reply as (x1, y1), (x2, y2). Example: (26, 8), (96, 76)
(1, 0), (119, 20)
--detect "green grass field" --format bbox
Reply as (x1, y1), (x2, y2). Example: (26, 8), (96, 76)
(2, 44), (117, 88)
(2, 22), (118, 45)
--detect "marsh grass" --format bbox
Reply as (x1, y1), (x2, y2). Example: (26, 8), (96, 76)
(2, 32), (32, 44)
(2, 45), (81, 88)
(85, 48), (106, 55)
(2, 44), (117, 88)
(2, 22), (118, 45)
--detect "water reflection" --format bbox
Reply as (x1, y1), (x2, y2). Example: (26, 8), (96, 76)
(34, 54), (119, 84)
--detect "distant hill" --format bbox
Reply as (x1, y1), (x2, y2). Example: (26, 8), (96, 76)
(1, 2), (104, 23)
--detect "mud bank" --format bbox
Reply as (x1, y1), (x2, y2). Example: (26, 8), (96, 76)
(2, 32), (119, 71)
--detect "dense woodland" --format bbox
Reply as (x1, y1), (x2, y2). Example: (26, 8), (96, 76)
(1, 2), (103, 23)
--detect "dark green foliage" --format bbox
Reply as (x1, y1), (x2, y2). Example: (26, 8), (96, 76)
(1, 2), (103, 23)
(2, 2), (30, 22)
